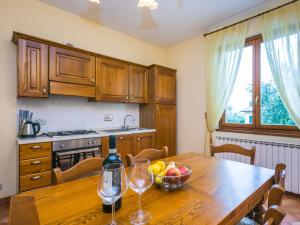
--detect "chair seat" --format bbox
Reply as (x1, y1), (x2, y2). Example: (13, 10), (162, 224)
(237, 217), (259, 225)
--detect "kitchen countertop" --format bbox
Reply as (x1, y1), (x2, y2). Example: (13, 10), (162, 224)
(17, 128), (156, 145)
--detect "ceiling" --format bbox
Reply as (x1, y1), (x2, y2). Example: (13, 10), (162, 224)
(39, 0), (282, 47)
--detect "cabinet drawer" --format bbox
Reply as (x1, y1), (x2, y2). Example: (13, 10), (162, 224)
(19, 171), (51, 192)
(20, 157), (51, 176)
(19, 142), (51, 160)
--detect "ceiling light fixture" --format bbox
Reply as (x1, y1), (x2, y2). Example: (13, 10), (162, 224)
(138, 0), (159, 10)
(89, 0), (100, 4)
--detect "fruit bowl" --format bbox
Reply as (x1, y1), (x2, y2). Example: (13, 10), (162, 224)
(150, 161), (192, 190)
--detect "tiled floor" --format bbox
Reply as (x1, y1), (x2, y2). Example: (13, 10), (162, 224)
(0, 194), (299, 224)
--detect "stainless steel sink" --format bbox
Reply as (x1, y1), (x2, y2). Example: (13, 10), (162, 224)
(102, 127), (147, 133)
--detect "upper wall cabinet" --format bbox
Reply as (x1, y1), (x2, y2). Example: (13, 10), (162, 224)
(129, 65), (148, 104)
(96, 58), (129, 102)
(17, 39), (49, 97)
(49, 47), (96, 86)
(152, 65), (176, 104)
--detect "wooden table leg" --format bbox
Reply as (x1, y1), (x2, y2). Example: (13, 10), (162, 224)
(253, 197), (266, 224)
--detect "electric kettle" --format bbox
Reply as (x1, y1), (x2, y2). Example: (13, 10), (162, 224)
(19, 121), (41, 138)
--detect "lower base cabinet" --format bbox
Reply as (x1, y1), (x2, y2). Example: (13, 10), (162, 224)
(19, 142), (52, 192)
(101, 132), (156, 165)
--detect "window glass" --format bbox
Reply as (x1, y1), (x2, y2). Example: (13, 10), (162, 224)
(260, 43), (295, 126)
(225, 46), (253, 124)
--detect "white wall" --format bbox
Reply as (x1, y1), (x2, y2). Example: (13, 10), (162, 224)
(165, 36), (208, 154)
(0, 0), (165, 198)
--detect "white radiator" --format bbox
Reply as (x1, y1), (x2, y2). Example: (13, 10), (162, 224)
(214, 136), (300, 195)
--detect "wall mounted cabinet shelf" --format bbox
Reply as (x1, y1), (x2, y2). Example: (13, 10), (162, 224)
(12, 32), (149, 103)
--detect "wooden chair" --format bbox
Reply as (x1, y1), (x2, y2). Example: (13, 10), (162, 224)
(211, 144), (256, 165)
(9, 196), (40, 225)
(267, 184), (285, 208)
(126, 146), (168, 167)
(238, 184), (285, 225)
(274, 163), (286, 188)
(52, 157), (103, 184)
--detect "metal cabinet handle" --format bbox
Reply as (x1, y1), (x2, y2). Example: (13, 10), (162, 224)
(31, 176), (41, 181)
(130, 96), (134, 100)
(31, 160), (41, 165)
(126, 95), (129, 101)
(91, 78), (95, 84)
(31, 146), (41, 150)
(137, 137), (140, 142)
(156, 97), (159, 101)
(119, 136), (124, 140)
(42, 87), (47, 95)
(156, 106), (159, 111)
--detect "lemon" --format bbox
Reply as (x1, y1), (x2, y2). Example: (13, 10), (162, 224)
(155, 176), (163, 184)
(155, 161), (166, 171)
(151, 164), (161, 175)
(158, 170), (166, 177)
(148, 164), (160, 175)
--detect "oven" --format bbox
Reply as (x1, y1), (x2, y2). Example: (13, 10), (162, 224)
(52, 137), (101, 170)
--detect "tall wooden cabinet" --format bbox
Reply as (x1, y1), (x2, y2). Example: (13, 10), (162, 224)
(95, 58), (148, 103)
(17, 39), (49, 97)
(140, 65), (177, 156)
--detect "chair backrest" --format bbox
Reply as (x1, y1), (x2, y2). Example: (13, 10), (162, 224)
(52, 157), (103, 184)
(267, 184), (285, 208)
(274, 163), (286, 188)
(210, 144), (256, 165)
(126, 146), (168, 167)
(263, 205), (286, 225)
(9, 195), (40, 225)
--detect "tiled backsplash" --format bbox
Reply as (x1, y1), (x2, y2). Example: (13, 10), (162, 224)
(17, 95), (139, 132)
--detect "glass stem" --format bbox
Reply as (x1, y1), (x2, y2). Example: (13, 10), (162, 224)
(138, 193), (142, 212)
(111, 201), (116, 225)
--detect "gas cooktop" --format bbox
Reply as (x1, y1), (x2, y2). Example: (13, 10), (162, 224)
(44, 130), (98, 138)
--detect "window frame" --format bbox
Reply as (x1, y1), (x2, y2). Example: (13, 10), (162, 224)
(219, 35), (300, 137)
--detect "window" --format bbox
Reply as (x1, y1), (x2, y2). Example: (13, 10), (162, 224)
(221, 35), (299, 136)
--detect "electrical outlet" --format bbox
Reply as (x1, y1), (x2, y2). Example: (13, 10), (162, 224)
(104, 114), (113, 121)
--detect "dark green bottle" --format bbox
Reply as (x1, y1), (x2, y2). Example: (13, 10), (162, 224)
(102, 135), (122, 213)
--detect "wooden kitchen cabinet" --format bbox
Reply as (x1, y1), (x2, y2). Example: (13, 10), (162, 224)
(129, 65), (148, 103)
(150, 65), (176, 104)
(96, 58), (129, 102)
(136, 132), (155, 155)
(19, 142), (52, 192)
(17, 39), (49, 97)
(155, 104), (176, 156)
(116, 134), (137, 164)
(49, 46), (96, 86)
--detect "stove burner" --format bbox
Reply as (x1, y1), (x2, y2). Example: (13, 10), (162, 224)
(45, 130), (97, 137)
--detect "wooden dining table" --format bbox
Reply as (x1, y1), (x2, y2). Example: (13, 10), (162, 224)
(12, 153), (275, 225)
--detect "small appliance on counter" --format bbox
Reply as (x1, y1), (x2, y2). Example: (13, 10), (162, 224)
(18, 110), (41, 138)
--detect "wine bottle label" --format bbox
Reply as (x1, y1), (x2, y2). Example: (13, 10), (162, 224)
(103, 171), (113, 205)
(109, 148), (117, 154)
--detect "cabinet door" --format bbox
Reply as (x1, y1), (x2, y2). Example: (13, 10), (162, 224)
(136, 132), (155, 155)
(96, 58), (129, 102)
(18, 39), (48, 97)
(129, 65), (148, 103)
(156, 104), (176, 156)
(49, 47), (96, 86)
(155, 68), (176, 104)
(117, 134), (136, 164)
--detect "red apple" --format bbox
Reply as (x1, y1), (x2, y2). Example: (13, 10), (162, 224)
(166, 167), (181, 177)
(178, 166), (189, 176)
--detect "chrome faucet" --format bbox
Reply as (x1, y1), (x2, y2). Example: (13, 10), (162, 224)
(122, 115), (135, 130)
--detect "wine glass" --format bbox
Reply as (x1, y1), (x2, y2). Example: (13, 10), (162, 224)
(129, 158), (154, 225)
(97, 163), (128, 225)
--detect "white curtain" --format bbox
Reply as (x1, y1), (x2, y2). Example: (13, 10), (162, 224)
(206, 22), (249, 133)
(261, 1), (300, 128)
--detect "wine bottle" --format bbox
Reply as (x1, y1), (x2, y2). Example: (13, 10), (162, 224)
(102, 135), (122, 213)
